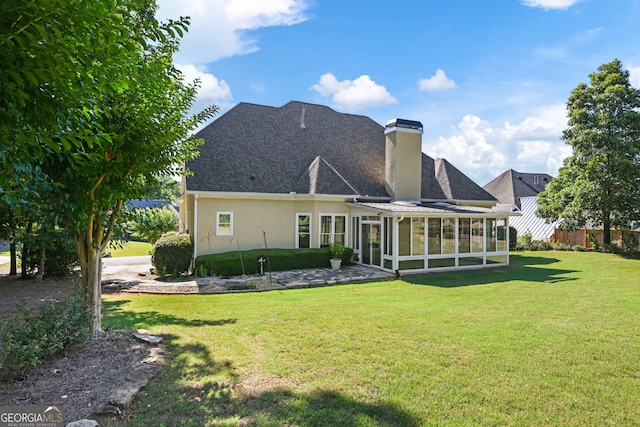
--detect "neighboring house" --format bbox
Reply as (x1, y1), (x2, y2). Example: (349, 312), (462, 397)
(180, 101), (517, 274)
(483, 169), (557, 240)
(127, 199), (178, 212)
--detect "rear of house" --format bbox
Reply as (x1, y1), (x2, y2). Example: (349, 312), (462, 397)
(180, 101), (516, 274)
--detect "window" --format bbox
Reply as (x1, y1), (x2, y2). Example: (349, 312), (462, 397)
(428, 218), (441, 254)
(442, 218), (455, 254)
(399, 217), (425, 256)
(497, 218), (507, 251)
(486, 218), (497, 252)
(296, 214), (311, 248)
(459, 218), (471, 253)
(472, 218), (484, 252)
(320, 214), (347, 247)
(216, 212), (233, 236)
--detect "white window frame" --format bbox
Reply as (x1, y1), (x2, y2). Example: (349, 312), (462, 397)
(296, 213), (312, 248)
(319, 213), (348, 247)
(216, 211), (233, 236)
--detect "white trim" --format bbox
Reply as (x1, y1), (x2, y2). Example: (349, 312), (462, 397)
(295, 213), (312, 249)
(384, 126), (424, 135)
(184, 190), (354, 202)
(193, 194), (199, 260)
(216, 211), (234, 236)
(319, 213), (348, 247)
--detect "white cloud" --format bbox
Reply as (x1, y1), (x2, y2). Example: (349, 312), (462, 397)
(311, 73), (397, 110)
(157, 0), (310, 64)
(177, 64), (232, 101)
(521, 0), (579, 10)
(418, 69), (457, 92)
(426, 105), (569, 184)
(628, 62), (640, 88)
(176, 64), (233, 116)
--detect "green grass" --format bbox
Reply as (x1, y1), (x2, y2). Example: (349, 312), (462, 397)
(103, 251), (640, 426)
(105, 240), (153, 257)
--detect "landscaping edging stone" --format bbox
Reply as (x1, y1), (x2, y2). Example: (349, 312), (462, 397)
(115, 265), (395, 295)
(92, 330), (170, 421)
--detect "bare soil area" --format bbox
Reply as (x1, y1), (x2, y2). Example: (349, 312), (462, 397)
(0, 266), (156, 425)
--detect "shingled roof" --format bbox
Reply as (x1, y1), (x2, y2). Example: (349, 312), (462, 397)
(483, 169), (553, 208)
(186, 101), (495, 203)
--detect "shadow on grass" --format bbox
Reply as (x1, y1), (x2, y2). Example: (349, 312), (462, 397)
(118, 336), (419, 427)
(103, 299), (236, 328)
(100, 330), (419, 426)
(404, 255), (578, 288)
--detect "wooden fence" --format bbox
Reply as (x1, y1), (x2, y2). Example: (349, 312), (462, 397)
(552, 228), (640, 251)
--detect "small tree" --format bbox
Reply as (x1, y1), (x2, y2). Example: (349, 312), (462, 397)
(537, 59), (640, 244)
(129, 207), (179, 244)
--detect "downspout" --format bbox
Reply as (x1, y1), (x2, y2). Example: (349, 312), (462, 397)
(193, 194), (199, 262)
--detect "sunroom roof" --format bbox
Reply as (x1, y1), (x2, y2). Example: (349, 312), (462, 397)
(350, 201), (517, 216)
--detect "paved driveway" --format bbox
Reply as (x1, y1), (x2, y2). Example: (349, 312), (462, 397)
(102, 255), (152, 276)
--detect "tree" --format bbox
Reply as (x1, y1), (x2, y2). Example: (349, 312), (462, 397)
(143, 176), (182, 201)
(537, 59), (640, 244)
(1, 0), (217, 334)
(129, 207), (180, 244)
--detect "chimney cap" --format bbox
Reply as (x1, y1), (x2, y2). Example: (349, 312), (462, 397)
(385, 118), (423, 131)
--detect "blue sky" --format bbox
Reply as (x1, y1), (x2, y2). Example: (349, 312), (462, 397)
(157, 0), (640, 185)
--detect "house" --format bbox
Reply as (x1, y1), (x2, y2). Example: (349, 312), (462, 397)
(484, 169), (640, 250)
(483, 169), (557, 240)
(180, 101), (517, 274)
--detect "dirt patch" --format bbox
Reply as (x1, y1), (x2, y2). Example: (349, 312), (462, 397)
(0, 266), (161, 425)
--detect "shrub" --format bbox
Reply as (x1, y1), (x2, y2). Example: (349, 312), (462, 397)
(22, 229), (78, 277)
(152, 232), (193, 276)
(0, 287), (91, 380)
(587, 233), (599, 251)
(572, 245), (587, 252)
(129, 207), (179, 244)
(552, 242), (572, 251)
(508, 226), (518, 251)
(195, 247), (355, 277)
(621, 231), (639, 253)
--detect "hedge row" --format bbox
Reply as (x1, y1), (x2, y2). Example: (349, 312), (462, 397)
(195, 247), (354, 277)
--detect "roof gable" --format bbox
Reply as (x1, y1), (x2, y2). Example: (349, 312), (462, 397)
(433, 158), (496, 201)
(293, 156), (361, 195)
(483, 169), (553, 208)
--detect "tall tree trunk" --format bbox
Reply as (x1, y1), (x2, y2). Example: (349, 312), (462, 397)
(9, 240), (17, 276)
(21, 221), (33, 279)
(35, 246), (46, 281)
(76, 233), (104, 336)
(603, 216), (611, 245)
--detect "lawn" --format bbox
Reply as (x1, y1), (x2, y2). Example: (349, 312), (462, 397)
(103, 251), (640, 426)
(105, 240), (154, 257)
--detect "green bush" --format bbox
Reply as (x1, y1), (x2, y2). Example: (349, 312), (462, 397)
(129, 207), (179, 244)
(152, 232), (193, 276)
(622, 231), (639, 253)
(508, 226), (518, 251)
(0, 287), (91, 380)
(572, 245), (587, 252)
(195, 247), (355, 277)
(22, 229), (78, 277)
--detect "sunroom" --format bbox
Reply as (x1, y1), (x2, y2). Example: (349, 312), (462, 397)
(349, 201), (514, 274)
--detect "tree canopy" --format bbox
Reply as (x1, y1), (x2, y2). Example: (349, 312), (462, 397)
(537, 59), (640, 244)
(1, 0), (217, 334)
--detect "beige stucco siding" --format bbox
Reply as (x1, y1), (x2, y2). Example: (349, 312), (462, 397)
(186, 193), (350, 257)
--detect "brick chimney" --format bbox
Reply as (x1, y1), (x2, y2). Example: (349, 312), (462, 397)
(384, 118), (423, 202)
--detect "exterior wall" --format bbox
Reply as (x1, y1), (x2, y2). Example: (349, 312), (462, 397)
(188, 193), (350, 258)
(509, 196), (557, 240)
(384, 127), (422, 201)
